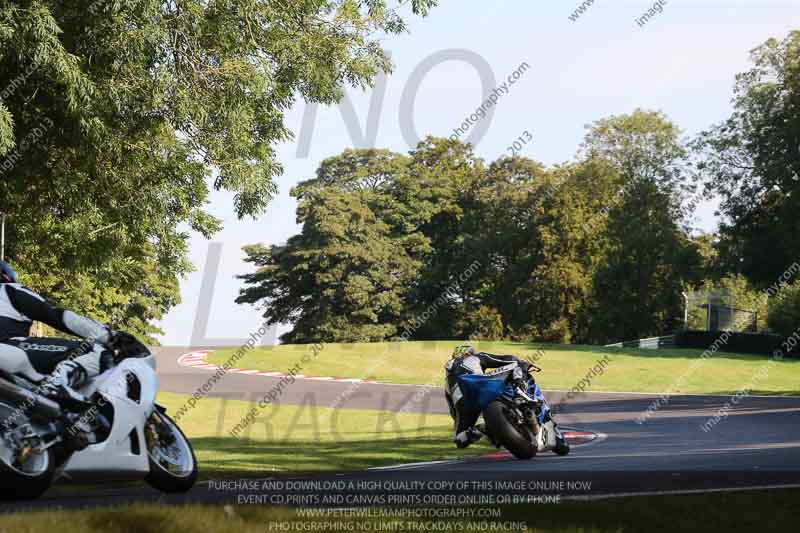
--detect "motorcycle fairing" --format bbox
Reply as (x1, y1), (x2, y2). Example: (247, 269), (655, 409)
(456, 373), (515, 411)
(61, 356), (158, 474)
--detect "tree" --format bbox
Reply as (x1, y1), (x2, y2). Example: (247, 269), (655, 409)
(768, 281), (800, 338)
(690, 233), (722, 280)
(463, 157), (608, 343)
(237, 188), (422, 343)
(239, 142), (618, 344)
(0, 0), (436, 336)
(396, 137), (485, 339)
(238, 121), (705, 345)
(295, 148), (411, 194)
(582, 110), (701, 343)
(19, 245), (180, 343)
(461, 156), (550, 336)
(695, 30), (800, 287)
(456, 305), (504, 340)
(238, 139), (488, 343)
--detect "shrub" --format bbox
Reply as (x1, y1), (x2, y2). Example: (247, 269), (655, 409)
(768, 280), (800, 338)
(676, 330), (799, 356)
(507, 318), (571, 344)
(538, 317), (573, 344)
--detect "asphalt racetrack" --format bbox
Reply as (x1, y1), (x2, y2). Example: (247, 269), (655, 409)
(3, 347), (799, 511)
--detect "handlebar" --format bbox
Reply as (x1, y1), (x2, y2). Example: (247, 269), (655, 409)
(108, 331), (151, 362)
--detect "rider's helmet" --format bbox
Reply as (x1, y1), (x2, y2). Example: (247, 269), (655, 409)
(0, 261), (17, 284)
(452, 345), (478, 359)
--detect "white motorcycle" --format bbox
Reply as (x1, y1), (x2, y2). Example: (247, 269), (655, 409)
(0, 333), (197, 500)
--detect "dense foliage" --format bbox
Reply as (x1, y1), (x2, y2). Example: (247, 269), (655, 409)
(240, 29), (800, 345)
(239, 112), (704, 344)
(695, 30), (800, 289)
(2, 6), (796, 346)
(0, 0), (436, 341)
(768, 281), (800, 338)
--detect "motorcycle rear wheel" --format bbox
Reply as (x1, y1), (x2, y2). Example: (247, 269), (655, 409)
(0, 401), (56, 500)
(483, 401), (537, 460)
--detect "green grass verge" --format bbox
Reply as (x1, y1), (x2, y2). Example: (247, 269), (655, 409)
(2, 489), (797, 532)
(157, 392), (485, 477)
(208, 340), (800, 395)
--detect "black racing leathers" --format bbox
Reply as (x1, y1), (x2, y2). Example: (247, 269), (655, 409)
(0, 284), (110, 342)
(0, 283), (112, 378)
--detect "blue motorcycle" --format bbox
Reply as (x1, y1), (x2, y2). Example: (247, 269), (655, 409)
(456, 361), (570, 459)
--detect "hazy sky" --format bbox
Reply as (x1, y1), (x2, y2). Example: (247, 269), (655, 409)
(156, 0), (799, 345)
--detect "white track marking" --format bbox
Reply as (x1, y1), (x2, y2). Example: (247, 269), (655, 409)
(547, 389), (800, 399)
(369, 460), (459, 471)
(373, 431), (608, 471)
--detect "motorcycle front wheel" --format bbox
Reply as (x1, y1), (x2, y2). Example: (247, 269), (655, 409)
(144, 410), (198, 493)
(0, 400), (56, 500)
(483, 401), (537, 460)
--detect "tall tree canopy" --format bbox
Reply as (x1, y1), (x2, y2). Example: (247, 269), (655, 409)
(695, 30), (800, 287)
(582, 110), (701, 343)
(240, 124), (701, 345)
(462, 157), (608, 342)
(0, 0), (436, 340)
(237, 188), (422, 343)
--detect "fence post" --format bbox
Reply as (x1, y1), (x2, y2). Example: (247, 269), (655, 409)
(682, 291), (688, 330)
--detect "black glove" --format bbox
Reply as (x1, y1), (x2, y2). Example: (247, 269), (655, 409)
(107, 331), (148, 361)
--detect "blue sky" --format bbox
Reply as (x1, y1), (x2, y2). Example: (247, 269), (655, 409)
(156, 0), (800, 345)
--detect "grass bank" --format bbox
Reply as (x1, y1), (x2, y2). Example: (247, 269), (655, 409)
(208, 341), (800, 395)
(2, 489), (797, 532)
(156, 392), (482, 477)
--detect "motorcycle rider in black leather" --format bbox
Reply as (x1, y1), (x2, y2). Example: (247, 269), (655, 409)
(444, 345), (531, 448)
(0, 260), (116, 403)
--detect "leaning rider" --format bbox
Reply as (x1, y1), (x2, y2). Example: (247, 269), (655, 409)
(444, 345), (531, 448)
(0, 260), (117, 402)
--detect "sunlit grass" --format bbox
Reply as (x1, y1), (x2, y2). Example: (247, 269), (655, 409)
(207, 341), (800, 395)
(156, 392), (485, 477)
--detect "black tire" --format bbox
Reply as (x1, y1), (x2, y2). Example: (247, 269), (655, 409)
(0, 401), (56, 500)
(144, 411), (198, 493)
(0, 450), (56, 500)
(483, 401), (537, 460)
(553, 436), (570, 456)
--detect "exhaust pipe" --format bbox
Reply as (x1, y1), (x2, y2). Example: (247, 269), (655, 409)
(0, 379), (62, 421)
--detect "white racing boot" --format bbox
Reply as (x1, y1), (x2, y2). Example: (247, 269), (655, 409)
(41, 360), (89, 404)
(454, 427), (484, 449)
